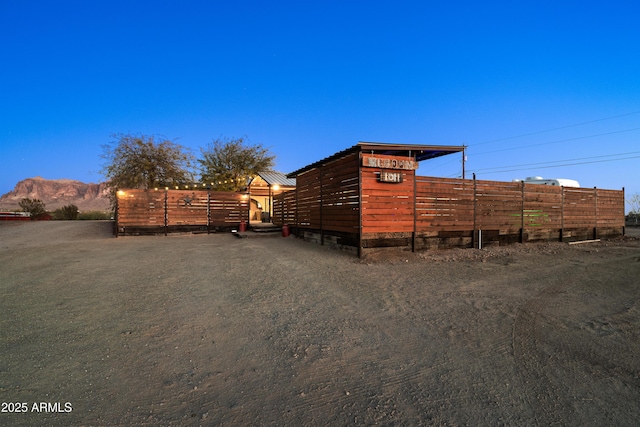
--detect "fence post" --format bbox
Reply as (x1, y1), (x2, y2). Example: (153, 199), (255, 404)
(560, 187), (565, 242)
(412, 172), (417, 252)
(473, 174), (477, 249)
(164, 190), (168, 236)
(594, 187), (598, 240)
(246, 192), (250, 226)
(520, 181), (525, 243)
(622, 187), (626, 236)
(358, 159), (363, 259)
(207, 191), (211, 234)
(114, 193), (119, 237)
(295, 178), (299, 237)
(320, 171), (324, 246)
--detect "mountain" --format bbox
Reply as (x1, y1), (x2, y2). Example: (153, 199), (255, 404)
(0, 177), (111, 212)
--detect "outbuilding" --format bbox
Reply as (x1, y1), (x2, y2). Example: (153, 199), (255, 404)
(274, 142), (625, 256)
(247, 171), (296, 223)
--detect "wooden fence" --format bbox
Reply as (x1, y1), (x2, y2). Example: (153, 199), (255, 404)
(274, 174), (625, 251)
(116, 189), (249, 236)
(273, 152), (360, 246)
(412, 177), (624, 249)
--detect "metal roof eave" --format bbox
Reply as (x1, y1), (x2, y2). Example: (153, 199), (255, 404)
(248, 171), (297, 187)
(287, 142), (465, 178)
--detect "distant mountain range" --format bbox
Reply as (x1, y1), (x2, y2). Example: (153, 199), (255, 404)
(0, 177), (111, 212)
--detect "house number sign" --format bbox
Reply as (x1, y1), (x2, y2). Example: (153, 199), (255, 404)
(362, 155), (418, 170)
(379, 170), (403, 183)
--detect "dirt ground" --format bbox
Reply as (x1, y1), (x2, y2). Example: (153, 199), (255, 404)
(1, 221), (639, 426)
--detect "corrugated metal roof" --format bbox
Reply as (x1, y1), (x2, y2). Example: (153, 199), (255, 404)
(287, 142), (465, 177)
(255, 171), (296, 187)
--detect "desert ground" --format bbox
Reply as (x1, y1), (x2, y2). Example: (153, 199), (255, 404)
(1, 221), (639, 426)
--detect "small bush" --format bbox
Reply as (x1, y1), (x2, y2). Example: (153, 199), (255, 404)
(53, 204), (79, 220)
(78, 211), (113, 220)
(19, 198), (46, 217)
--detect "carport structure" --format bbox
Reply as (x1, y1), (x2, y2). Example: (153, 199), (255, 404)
(274, 142), (625, 256)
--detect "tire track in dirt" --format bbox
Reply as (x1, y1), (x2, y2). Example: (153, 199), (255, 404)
(511, 249), (640, 426)
(512, 275), (570, 425)
(253, 270), (521, 425)
(273, 333), (465, 426)
(229, 264), (452, 425)
(511, 261), (610, 426)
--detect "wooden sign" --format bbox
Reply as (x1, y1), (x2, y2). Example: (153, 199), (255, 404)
(379, 170), (403, 183)
(362, 155), (418, 170)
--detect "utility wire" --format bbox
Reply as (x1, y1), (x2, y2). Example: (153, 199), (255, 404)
(471, 151), (640, 173)
(470, 127), (640, 156)
(424, 156), (460, 171)
(471, 110), (640, 147)
(442, 110), (640, 177)
(467, 154), (640, 176)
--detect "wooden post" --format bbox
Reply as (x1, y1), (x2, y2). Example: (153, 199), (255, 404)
(622, 187), (626, 237)
(358, 154), (363, 259)
(320, 169), (324, 246)
(268, 184), (272, 222)
(412, 169), (417, 253)
(164, 190), (168, 236)
(114, 192), (119, 237)
(279, 193), (283, 225)
(560, 187), (565, 242)
(246, 191), (250, 227)
(472, 174), (477, 249)
(207, 191), (211, 234)
(520, 181), (525, 243)
(295, 178), (299, 237)
(594, 187), (598, 240)
(247, 185), (252, 226)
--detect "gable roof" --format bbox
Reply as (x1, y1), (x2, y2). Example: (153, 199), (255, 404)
(250, 171), (296, 187)
(287, 142), (465, 177)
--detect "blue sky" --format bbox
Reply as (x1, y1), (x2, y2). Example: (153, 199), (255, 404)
(1, 1), (639, 209)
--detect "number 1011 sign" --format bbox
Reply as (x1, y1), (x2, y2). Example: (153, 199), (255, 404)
(378, 170), (403, 183)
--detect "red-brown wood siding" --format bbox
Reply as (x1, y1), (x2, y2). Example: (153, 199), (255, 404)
(360, 153), (415, 234)
(117, 189), (248, 230)
(280, 152), (359, 233)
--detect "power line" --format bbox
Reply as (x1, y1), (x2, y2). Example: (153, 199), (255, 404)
(470, 127), (640, 156)
(471, 110), (640, 147)
(423, 156), (461, 171)
(470, 151), (640, 173)
(467, 153), (640, 176)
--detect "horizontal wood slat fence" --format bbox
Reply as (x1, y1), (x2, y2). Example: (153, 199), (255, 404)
(274, 175), (624, 252)
(116, 189), (249, 236)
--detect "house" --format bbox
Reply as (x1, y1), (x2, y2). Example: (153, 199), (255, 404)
(247, 171), (296, 223)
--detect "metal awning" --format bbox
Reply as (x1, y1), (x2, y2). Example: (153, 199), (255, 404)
(249, 171), (296, 187)
(287, 142), (465, 177)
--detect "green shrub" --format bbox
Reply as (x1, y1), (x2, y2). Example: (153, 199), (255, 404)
(19, 198), (46, 217)
(78, 211), (113, 220)
(53, 204), (79, 220)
